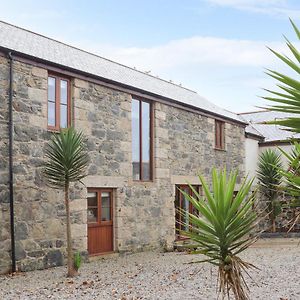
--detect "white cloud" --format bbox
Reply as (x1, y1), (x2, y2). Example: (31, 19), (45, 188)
(81, 36), (286, 73)
(205, 0), (300, 17)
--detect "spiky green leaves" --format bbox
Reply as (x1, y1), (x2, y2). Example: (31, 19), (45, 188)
(257, 149), (283, 199)
(263, 19), (300, 132)
(178, 169), (257, 300)
(43, 127), (89, 188)
(179, 169), (257, 263)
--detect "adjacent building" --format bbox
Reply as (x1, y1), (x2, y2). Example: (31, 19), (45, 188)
(0, 21), (246, 273)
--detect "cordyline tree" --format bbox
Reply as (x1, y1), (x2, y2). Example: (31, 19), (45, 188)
(179, 169), (259, 300)
(262, 18), (300, 229)
(43, 127), (89, 277)
(257, 149), (283, 232)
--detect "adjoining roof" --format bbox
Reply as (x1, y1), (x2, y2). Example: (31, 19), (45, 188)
(0, 20), (244, 124)
(239, 110), (300, 142)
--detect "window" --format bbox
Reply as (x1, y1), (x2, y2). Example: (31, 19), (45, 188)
(175, 185), (200, 240)
(131, 98), (153, 181)
(87, 189), (113, 224)
(215, 120), (225, 150)
(47, 74), (71, 130)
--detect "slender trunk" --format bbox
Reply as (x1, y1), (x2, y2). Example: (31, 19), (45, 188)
(65, 182), (75, 277)
(272, 218), (276, 233)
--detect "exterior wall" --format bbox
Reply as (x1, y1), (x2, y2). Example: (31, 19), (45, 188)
(245, 137), (260, 183)
(0, 56), (246, 273)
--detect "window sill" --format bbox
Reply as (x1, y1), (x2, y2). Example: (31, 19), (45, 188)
(214, 147), (226, 152)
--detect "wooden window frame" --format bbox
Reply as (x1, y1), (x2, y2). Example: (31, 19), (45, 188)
(215, 120), (225, 150)
(132, 97), (154, 182)
(47, 73), (71, 131)
(87, 188), (113, 228)
(175, 185), (200, 241)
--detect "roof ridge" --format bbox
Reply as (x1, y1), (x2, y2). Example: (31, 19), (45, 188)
(238, 109), (268, 115)
(0, 19), (197, 94)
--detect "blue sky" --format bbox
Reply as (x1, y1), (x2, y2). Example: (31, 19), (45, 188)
(1, 0), (300, 112)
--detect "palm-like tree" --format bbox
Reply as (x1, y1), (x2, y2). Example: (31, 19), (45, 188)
(43, 127), (89, 277)
(179, 169), (258, 300)
(257, 149), (283, 232)
(262, 19), (300, 230)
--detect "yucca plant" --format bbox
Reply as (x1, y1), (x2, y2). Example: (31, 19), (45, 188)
(43, 127), (89, 277)
(262, 19), (300, 230)
(257, 149), (283, 232)
(179, 169), (258, 300)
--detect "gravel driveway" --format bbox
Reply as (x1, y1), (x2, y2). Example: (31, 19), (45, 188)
(1, 239), (299, 300)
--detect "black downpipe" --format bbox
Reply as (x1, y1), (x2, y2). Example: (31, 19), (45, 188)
(8, 51), (16, 273)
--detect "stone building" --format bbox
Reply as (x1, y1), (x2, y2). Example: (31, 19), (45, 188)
(0, 21), (246, 274)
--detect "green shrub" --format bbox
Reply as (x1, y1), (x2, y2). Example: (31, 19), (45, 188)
(73, 252), (82, 271)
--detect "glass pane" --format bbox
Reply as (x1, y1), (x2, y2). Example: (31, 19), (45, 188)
(48, 77), (56, 102)
(87, 192), (97, 207)
(132, 99), (140, 180)
(60, 80), (68, 104)
(87, 208), (97, 223)
(101, 192), (111, 221)
(182, 188), (190, 231)
(60, 104), (68, 128)
(142, 101), (150, 180)
(48, 101), (55, 126)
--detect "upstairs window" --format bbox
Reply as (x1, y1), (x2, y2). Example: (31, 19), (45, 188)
(132, 98), (153, 181)
(48, 74), (71, 130)
(215, 120), (225, 150)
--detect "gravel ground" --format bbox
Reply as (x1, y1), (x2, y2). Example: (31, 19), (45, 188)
(0, 239), (299, 300)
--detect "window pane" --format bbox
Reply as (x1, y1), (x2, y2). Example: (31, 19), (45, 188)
(101, 192), (111, 221)
(142, 101), (150, 180)
(87, 192), (97, 207)
(132, 99), (140, 180)
(87, 208), (97, 223)
(48, 101), (56, 126)
(48, 77), (56, 102)
(60, 80), (68, 104)
(60, 104), (68, 128)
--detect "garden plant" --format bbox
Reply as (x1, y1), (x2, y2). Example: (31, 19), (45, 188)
(179, 169), (259, 300)
(43, 127), (89, 277)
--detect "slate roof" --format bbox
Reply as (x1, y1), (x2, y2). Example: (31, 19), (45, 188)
(239, 110), (300, 142)
(0, 20), (244, 124)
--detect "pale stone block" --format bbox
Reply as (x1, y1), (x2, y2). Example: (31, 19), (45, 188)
(70, 199), (86, 212)
(120, 101), (131, 112)
(71, 224), (87, 238)
(75, 120), (92, 135)
(29, 115), (46, 128)
(170, 175), (201, 185)
(28, 87), (47, 102)
(156, 168), (170, 178)
(31, 67), (47, 79)
(155, 148), (168, 159)
(83, 175), (126, 188)
(156, 128), (168, 139)
(155, 110), (166, 121)
(74, 78), (89, 89)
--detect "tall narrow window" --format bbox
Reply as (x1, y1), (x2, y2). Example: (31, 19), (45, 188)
(47, 74), (71, 130)
(131, 98), (152, 181)
(215, 120), (225, 150)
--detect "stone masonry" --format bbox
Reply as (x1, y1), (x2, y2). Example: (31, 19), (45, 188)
(0, 55), (245, 274)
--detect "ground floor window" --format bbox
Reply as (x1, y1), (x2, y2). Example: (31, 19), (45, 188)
(175, 185), (200, 240)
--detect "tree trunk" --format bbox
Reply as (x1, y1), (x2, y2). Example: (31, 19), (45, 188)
(65, 182), (76, 277)
(272, 218), (276, 233)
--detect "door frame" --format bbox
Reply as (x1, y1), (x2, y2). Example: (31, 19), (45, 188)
(87, 188), (115, 256)
(175, 184), (200, 241)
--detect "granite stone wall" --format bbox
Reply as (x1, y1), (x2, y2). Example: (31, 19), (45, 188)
(0, 56), (246, 273)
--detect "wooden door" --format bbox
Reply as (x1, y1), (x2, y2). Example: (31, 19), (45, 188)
(87, 189), (113, 255)
(175, 185), (199, 240)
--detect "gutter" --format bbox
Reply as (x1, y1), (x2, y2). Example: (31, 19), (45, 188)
(8, 51), (16, 273)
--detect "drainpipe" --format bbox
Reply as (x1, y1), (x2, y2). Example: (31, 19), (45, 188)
(8, 51), (16, 273)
